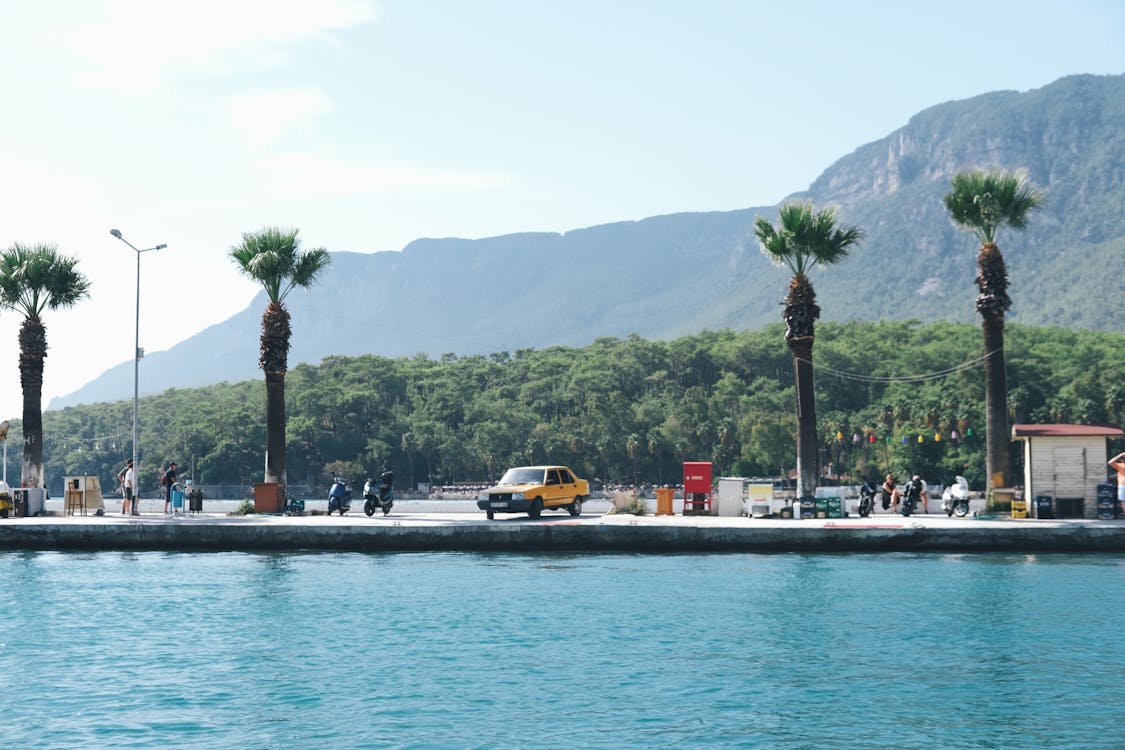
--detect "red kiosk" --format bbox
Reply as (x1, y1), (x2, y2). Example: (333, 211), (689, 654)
(682, 461), (713, 515)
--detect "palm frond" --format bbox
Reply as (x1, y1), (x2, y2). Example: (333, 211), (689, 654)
(229, 227), (329, 304)
(0, 242), (91, 318)
(755, 201), (863, 278)
(943, 168), (1045, 245)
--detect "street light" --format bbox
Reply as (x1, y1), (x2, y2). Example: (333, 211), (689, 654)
(110, 229), (167, 508)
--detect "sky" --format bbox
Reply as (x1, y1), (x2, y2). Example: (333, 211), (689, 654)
(0, 0), (1123, 426)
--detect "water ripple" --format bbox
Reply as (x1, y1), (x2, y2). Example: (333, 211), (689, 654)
(1, 551), (1123, 748)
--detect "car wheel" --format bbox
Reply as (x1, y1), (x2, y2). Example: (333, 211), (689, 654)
(486, 510), (494, 520)
(568, 498), (583, 516)
(528, 498), (543, 519)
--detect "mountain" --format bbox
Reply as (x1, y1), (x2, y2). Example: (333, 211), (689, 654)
(52, 73), (1125, 409)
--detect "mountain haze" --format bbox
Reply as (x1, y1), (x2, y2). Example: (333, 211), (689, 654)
(53, 74), (1125, 409)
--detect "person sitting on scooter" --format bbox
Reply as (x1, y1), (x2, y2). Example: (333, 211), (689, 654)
(378, 468), (394, 501)
(902, 474), (927, 515)
(882, 474), (901, 513)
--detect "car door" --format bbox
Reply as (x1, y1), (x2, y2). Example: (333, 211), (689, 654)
(558, 469), (578, 503)
(544, 469), (565, 507)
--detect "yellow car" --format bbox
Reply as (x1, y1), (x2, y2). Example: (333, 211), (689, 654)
(476, 465), (590, 520)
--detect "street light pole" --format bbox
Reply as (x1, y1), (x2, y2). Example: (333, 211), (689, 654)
(110, 229), (166, 509)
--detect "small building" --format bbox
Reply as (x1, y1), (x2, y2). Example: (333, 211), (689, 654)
(1012, 423), (1124, 519)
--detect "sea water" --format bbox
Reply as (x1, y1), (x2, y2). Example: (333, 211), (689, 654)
(1, 551), (1123, 749)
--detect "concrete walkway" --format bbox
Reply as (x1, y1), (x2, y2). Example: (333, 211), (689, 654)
(3, 506), (1124, 552)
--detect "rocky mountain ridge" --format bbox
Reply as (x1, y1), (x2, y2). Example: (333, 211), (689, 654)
(51, 73), (1125, 409)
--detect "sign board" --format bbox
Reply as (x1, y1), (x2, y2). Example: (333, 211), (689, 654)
(683, 462), (713, 494)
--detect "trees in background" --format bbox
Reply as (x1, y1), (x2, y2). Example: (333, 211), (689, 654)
(35, 321), (1123, 497)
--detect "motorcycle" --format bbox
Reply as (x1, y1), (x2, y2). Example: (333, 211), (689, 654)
(942, 475), (971, 517)
(900, 478), (923, 517)
(857, 480), (878, 518)
(363, 474), (395, 517)
(327, 477), (352, 516)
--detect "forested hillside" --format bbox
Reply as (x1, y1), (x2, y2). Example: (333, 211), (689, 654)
(53, 74), (1125, 408)
(35, 322), (1125, 497)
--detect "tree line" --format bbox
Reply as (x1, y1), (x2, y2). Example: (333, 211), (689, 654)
(26, 320), (1124, 496)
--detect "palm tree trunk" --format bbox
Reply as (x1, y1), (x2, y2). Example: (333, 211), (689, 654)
(785, 276), (820, 499)
(260, 302), (291, 486)
(264, 370), (286, 485)
(982, 314), (1009, 490)
(18, 317), (45, 488)
(790, 337), (818, 498)
(976, 243), (1012, 492)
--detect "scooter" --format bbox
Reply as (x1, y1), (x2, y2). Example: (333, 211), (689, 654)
(857, 480), (878, 518)
(942, 475), (971, 517)
(900, 479), (923, 517)
(327, 477), (352, 516)
(900, 492), (917, 517)
(363, 475), (394, 517)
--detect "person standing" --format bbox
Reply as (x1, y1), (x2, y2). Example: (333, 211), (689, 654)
(118, 459), (136, 515)
(161, 461), (179, 515)
(1109, 452), (1125, 517)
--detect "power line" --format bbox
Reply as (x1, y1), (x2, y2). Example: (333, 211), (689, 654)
(799, 348), (997, 384)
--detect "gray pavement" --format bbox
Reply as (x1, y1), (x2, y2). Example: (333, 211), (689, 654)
(3, 501), (1124, 552)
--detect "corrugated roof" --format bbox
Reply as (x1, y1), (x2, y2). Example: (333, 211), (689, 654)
(1012, 423), (1124, 438)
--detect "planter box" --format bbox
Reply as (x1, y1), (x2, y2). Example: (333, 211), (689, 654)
(253, 483), (284, 513)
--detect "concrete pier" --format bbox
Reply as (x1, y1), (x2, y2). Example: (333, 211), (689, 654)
(2, 507), (1124, 553)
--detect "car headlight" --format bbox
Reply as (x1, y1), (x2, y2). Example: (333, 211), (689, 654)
(477, 493), (489, 502)
(511, 492), (525, 501)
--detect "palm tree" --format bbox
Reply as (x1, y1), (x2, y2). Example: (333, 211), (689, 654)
(943, 169), (1044, 491)
(754, 201), (863, 498)
(229, 228), (330, 485)
(0, 243), (90, 489)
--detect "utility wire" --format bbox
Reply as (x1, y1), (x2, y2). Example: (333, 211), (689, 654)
(798, 348), (998, 384)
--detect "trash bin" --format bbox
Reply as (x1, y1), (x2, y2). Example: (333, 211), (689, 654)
(188, 488), (203, 513)
(171, 488), (185, 512)
(655, 487), (675, 516)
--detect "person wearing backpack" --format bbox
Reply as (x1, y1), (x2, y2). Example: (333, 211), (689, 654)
(161, 461), (179, 515)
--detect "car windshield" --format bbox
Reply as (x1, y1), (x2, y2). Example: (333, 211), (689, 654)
(498, 467), (545, 485)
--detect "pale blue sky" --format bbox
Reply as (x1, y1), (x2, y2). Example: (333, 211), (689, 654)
(0, 0), (1123, 419)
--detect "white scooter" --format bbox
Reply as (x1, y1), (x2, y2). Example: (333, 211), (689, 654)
(941, 475), (971, 517)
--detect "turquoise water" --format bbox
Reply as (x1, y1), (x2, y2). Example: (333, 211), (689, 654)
(2, 551), (1123, 749)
